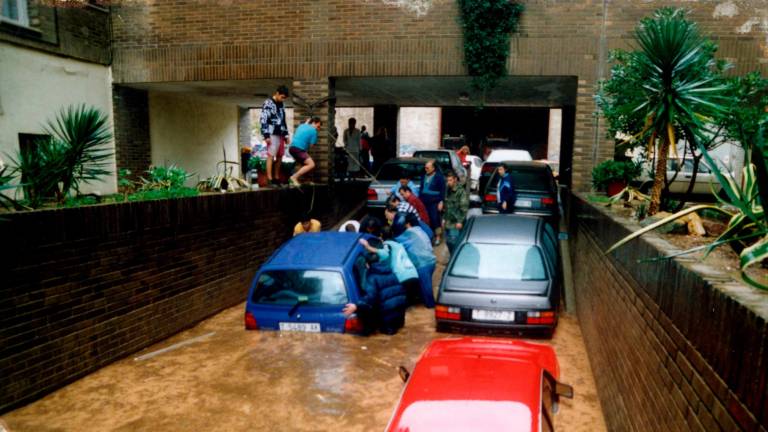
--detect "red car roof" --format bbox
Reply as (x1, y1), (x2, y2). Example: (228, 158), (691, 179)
(386, 337), (559, 432)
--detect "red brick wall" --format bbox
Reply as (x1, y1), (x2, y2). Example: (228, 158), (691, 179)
(0, 3), (110, 64)
(572, 195), (767, 431)
(0, 184), (366, 413)
(109, 0), (768, 191)
(112, 85), (152, 180)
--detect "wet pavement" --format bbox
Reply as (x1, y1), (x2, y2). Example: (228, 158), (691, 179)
(2, 245), (606, 432)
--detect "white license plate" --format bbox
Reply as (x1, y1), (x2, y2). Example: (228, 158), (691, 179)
(279, 322), (321, 332)
(515, 199), (532, 208)
(472, 309), (515, 322)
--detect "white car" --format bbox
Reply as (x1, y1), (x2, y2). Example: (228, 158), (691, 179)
(636, 158), (729, 195)
(466, 155), (483, 191)
(486, 149), (533, 163)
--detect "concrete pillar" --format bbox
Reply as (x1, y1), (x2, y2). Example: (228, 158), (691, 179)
(292, 78), (332, 183)
(112, 85), (151, 180)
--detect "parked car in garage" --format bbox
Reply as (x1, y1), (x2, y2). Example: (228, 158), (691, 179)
(413, 149), (468, 186)
(435, 215), (562, 337)
(482, 161), (559, 226)
(386, 337), (574, 432)
(367, 157), (436, 208)
(479, 149), (533, 195)
(244, 232), (371, 334)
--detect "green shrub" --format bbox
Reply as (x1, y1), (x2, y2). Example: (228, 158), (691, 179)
(592, 160), (641, 190)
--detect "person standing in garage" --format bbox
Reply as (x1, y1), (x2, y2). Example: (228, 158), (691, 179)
(497, 163), (517, 214)
(343, 118), (362, 177)
(443, 170), (469, 254)
(419, 160), (446, 246)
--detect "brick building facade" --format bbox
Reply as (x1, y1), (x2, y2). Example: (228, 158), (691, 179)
(110, 0), (768, 190)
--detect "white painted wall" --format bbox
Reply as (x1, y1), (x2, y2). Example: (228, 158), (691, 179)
(334, 107), (374, 147)
(149, 91), (238, 185)
(397, 107), (440, 155)
(0, 42), (116, 194)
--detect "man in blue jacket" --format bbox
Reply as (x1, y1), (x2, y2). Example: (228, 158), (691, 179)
(419, 159), (446, 245)
(342, 241), (407, 335)
(497, 164), (517, 214)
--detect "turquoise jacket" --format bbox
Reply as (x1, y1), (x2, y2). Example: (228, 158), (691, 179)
(376, 240), (418, 283)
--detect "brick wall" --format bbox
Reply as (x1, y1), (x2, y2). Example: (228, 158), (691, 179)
(112, 85), (151, 180)
(0, 3), (109, 65)
(109, 0), (768, 191)
(0, 184), (366, 413)
(293, 78), (332, 184)
(571, 194), (767, 431)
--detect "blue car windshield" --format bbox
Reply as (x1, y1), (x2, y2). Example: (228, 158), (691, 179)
(449, 243), (547, 281)
(252, 270), (348, 305)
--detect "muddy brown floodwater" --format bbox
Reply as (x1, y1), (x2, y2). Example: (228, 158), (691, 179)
(2, 245), (606, 432)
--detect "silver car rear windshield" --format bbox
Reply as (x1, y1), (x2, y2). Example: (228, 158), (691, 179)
(449, 243), (547, 281)
(252, 270), (348, 305)
(377, 163), (425, 181)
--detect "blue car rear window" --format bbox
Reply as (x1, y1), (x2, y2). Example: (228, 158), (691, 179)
(449, 243), (547, 281)
(252, 270), (348, 305)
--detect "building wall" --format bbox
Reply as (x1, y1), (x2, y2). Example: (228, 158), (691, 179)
(571, 194), (768, 431)
(109, 0), (768, 190)
(398, 107), (441, 155)
(149, 92), (239, 185)
(0, 42), (117, 194)
(0, 3), (110, 65)
(0, 184), (368, 414)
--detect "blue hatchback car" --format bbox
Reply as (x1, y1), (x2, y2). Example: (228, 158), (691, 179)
(245, 232), (373, 334)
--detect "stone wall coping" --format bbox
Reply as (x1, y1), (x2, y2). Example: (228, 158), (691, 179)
(573, 191), (768, 322)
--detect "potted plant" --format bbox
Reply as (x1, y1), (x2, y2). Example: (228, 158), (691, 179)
(592, 160), (641, 196)
(247, 157), (267, 187)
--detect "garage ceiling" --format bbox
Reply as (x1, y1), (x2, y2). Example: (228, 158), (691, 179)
(126, 76), (577, 108)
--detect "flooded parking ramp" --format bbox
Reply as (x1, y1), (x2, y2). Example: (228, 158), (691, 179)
(2, 307), (605, 432)
(3, 246), (605, 432)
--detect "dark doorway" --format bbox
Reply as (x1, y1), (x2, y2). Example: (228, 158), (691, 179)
(440, 107), (550, 159)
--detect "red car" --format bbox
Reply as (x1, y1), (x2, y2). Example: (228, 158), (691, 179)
(386, 337), (573, 432)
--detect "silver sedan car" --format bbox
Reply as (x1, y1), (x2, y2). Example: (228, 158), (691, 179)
(435, 214), (562, 337)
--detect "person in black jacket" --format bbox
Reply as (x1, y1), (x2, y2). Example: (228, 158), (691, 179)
(342, 242), (407, 335)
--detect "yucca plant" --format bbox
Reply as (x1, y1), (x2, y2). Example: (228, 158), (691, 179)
(606, 156), (767, 289)
(6, 105), (113, 208)
(44, 104), (113, 197)
(597, 8), (730, 215)
(0, 159), (23, 211)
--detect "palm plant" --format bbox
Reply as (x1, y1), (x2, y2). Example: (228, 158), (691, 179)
(7, 105), (113, 208)
(45, 104), (113, 197)
(597, 8), (730, 215)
